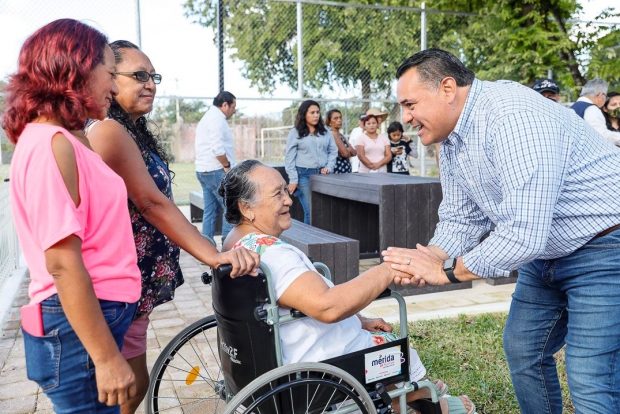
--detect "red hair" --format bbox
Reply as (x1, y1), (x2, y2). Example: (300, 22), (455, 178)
(1, 19), (108, 143)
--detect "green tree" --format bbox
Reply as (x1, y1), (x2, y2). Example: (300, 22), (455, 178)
(183, 0), (618, 101)
(152, 98), (208, 124)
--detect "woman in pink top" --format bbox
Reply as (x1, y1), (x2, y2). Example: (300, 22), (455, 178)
(3, 19), (141, 413)
(356, 114), (392, 173)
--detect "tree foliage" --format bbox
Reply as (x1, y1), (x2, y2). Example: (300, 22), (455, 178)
(183, 0), (620, 100)
(152, 98), (208, 124)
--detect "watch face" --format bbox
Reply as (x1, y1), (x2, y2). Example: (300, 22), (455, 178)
(443, 258), (456, 271)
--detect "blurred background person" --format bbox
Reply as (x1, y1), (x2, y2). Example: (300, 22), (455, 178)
(285, 100), (338, 223)
(326, 108), (356, 173)
(386, 121), (417, 175)
(571, 78), (620, 146)
(348, 113), (366, 173)
(532, 78), (561, 102)
(603, 91), (620, 132)
(356, 114), (391, 173)
(86, 41), (259, 414)
(4, 19), (141, 412)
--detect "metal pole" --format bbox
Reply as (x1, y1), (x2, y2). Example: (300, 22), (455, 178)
(135, 0), (142, 49)
(547, 69), (553, 79)
(217, 0), (225, 92)
(419, 2), (427, 177)
(297, 1), (304, 99)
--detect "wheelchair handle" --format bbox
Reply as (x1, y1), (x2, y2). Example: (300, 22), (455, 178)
(215, 264), (233, 278)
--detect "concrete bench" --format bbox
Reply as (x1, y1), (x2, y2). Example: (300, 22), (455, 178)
(281, 219), (359, 285)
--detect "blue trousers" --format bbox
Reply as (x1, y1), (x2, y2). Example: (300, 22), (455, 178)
(503, 228), (620, 414)
(295, 167), (321, 224)
(196, 169), (233, 240)
(23, 295), (137, 413)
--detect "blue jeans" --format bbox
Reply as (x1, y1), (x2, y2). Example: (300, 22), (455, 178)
(295, 167), (320, 224)
(23, 295), (137, 413)
(196, 169), (233, 240)
(503, 228), (620, 414)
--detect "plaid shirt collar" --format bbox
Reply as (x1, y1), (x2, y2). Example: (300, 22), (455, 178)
(446, 78), (483, 147)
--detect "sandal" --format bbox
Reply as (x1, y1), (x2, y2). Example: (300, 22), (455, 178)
(444, 395), (477, 414)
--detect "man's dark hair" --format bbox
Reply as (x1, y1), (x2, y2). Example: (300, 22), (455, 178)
(295, 100), (327, 138)
(213, 91), (236, 107)
(396, 48), (475, 89)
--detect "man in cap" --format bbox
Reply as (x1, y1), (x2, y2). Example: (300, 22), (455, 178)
(532, 78), (561, 103)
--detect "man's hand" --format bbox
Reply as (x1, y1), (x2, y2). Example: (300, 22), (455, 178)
(382, 244), (448, 287)
(95, 353), (136, 406)
(358, 315), (392, 333)
(213, 247), (260, 277)
(287, 183), (298, 195)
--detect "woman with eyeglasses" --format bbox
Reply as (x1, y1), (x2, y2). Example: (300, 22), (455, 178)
(86, 40), (259, 414)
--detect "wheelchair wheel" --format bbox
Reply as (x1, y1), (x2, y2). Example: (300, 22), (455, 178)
(146, 315), (225, 414)
(224, 362), (375, 414)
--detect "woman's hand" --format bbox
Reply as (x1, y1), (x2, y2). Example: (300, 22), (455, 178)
(320, 168), (330, 174)
(212, 247), (260, 277)
(96, 353), (137, 406)
(358, 315), (392, 332)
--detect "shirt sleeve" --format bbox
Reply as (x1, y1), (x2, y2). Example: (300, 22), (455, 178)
(284, 129), (299, 184)
(261, 244), (314, 300)
(584, 106), (620, 146)
(462, 111), (566, 277)
(24, 134), (84, 250)
(205, 117), (227, 157)
(325, 131), (338, 172)
(428, 149), (492, 260)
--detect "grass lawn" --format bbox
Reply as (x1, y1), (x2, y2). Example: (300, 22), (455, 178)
(169, 162), (202, 205)
(402, 313), (573, 413)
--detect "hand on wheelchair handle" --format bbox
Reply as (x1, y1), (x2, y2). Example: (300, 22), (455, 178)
(215, 264), (233, 278)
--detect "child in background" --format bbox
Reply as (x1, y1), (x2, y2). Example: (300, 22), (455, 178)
(387, 121), (418, 175)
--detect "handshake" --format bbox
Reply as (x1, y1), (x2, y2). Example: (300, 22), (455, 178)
(381, 244), (460, 286)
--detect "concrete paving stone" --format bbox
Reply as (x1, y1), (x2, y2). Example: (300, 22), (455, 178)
(2, 320), (22, 331)
(35, 391), (53, 410)
(173, 299), (206, 311)
(416, 300), (451, 311)
(146, 337), (160, 350)
(445, 297), (476, 307)
(34, 410), (54, 414)
(0, 365), (28, 385)
(468, 293), (500, 304)
(0, 339), (15, 349)
(1, 329), (19, 340)
(0, 395), (36, 414)
(1, 355), (26, 374)
(146, 329), (156, 339)
(149, 310), (181, 321)
(150, 318), (186, 330)
(365, 306), (399, 318)
(155, 302), (177, 312)
(405, 303), (428, 314)
(0, 379), (39, 399)
(486, 291), (514, 301)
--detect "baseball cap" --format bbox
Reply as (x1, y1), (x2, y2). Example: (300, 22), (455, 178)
(359, 113), (366, 120)
(533, 79), (560, 95)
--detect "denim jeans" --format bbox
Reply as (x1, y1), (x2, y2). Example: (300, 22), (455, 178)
(23, 295), (137, 413)
(295, 167), (320, 224)
(503, 228), (620, 414)
(196, 169), (233, 240)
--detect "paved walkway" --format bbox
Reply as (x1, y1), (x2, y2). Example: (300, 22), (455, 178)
(0, 248), (516, 413)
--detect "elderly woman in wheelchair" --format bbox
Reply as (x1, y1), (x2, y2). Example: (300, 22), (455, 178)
(214, 160), (476, 414)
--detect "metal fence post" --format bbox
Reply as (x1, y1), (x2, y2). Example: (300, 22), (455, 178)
(218, 0), (225, 92)
(419, 2), (427, 177)
(297, 1), (304, 99)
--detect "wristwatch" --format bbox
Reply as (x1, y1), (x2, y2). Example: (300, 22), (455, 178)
(443, 258), (460, 283)
(222, 163), (231, 169)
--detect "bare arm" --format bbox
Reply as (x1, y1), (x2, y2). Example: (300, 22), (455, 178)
(87, 121), (258, 276)
(49, 133), (135, 406)
(333, 133), (355, 158)
(377, 145), (393, 167)
(356, 145), (374, 169)
(277, 262), (405, 323)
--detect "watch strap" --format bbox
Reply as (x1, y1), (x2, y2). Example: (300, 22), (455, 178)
(445, 267), (461, 283)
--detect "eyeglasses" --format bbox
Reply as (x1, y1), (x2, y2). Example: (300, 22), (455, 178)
(114, 71), (162, 84)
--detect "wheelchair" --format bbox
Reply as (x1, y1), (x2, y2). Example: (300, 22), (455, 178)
(145, 259), (443, 414)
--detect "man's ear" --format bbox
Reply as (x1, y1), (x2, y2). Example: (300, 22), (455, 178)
(440, 77), (458, 103)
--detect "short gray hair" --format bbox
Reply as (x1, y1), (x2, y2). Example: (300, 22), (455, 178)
(218, 160), (263, 225)
(580, 78), (608, 97)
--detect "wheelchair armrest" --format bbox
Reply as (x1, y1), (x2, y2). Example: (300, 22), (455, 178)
(377, 288), (392, 299)
(290, 309), (306, 318)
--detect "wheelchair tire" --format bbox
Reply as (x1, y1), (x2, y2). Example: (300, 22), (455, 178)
(145, 315), (226, 414)
(224, 362), (375, 414)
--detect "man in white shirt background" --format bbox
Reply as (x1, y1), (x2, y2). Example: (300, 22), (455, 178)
(195, 91), (237, 241)
(571, 78), (620, 146)
(348, 113), (365, 172)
